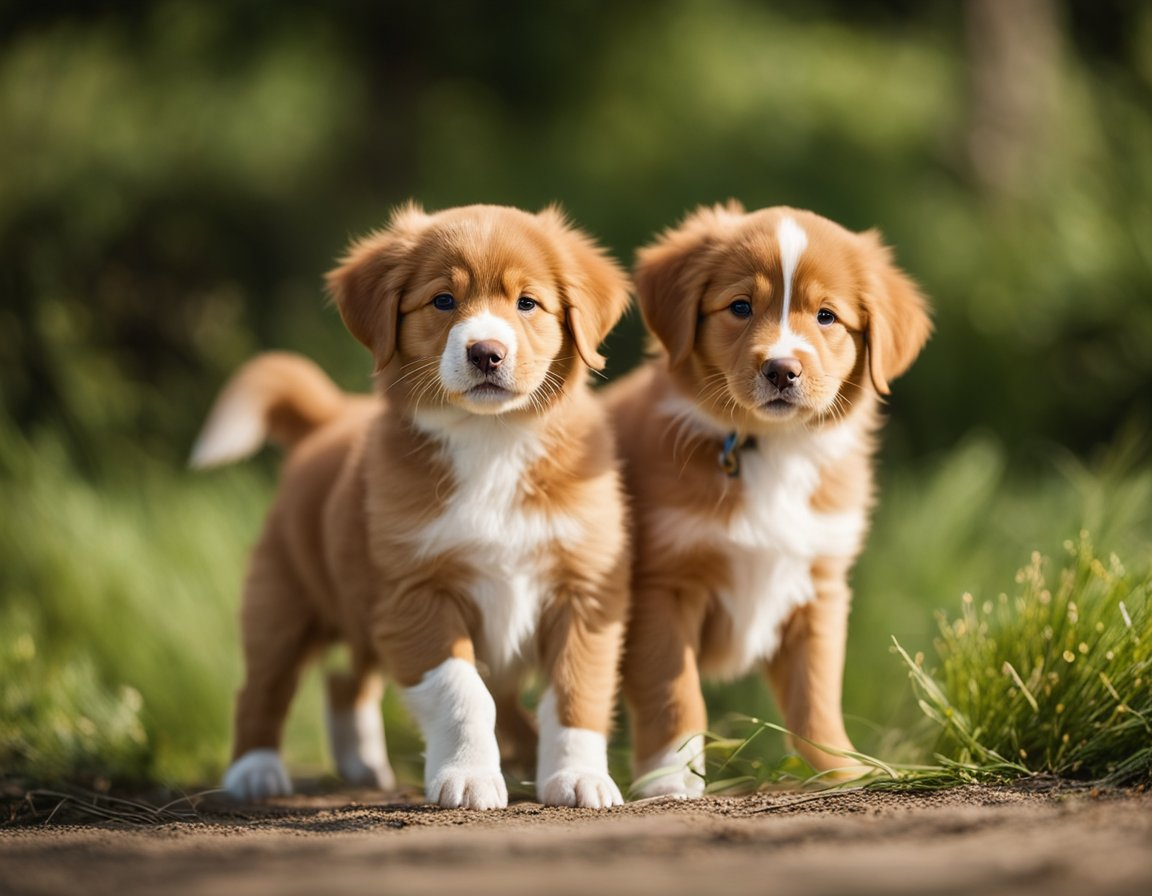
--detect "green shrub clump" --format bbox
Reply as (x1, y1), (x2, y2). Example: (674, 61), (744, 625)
(901, 537), (1151, 786)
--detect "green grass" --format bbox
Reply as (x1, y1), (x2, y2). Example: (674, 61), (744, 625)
(2, 418), (1150, 795)
(895, 537), (1151, 787)
(1, 426), (257, 787)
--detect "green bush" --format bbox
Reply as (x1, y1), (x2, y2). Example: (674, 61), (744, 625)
(899, 538), (1151, 786)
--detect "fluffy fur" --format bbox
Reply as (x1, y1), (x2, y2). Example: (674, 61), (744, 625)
(192, 203), (631, 809)
(604, 202), (931, 796)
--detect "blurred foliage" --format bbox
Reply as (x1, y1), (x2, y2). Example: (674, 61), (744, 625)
(0, 423), (251, 786)
(3, 0), (1152, 789)
(2, 0), (1150, 464)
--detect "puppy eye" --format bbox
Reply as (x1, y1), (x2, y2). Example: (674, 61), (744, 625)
(432, 294), (456, 311)
(516, 296), (537, 313)
(817, 309), (837, 326)
(729, 299), (752, 319)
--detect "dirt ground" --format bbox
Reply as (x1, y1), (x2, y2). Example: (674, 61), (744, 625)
(2, 782), (1150, 896)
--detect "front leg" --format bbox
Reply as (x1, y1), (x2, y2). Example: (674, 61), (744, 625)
(404, 658), (507, 809)
(535, 593), (626, 808)
(766, 557), (861, 776)
(622, 585), (709, 798)
(378, 586), (507, 810)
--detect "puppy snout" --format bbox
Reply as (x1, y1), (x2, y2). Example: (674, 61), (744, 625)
(762, 357), (803, 390)
(467, 340), (508, 374)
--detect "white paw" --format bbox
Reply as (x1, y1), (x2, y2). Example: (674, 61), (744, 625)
(326, 695), (395, 791)
(337, 754), (397, 791)
(540, 769), (623, 808)
(632, 766), (706, 799)
(427, 765), (508, 810)
(632, 734), (706, 799)
(403, 659), (506, 810)
(223, 749), (292, 801)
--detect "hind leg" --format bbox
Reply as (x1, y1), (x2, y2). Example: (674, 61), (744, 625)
(224, 538), (319, 801)
(325, 659), (397, 791)
(492, 676), (537, 785)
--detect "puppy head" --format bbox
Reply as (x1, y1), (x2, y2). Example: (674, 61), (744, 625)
(326, 203), (629, 416)
(635, 202), (931, 427)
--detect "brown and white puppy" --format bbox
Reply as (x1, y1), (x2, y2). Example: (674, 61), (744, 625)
(604, 202), (931, 796)
(191, 203), (631, 809)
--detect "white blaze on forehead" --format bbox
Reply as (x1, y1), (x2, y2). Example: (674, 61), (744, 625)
(439, 310), (519, 391)
(776, 215), (809, 318)
(768, 216), (814, 359)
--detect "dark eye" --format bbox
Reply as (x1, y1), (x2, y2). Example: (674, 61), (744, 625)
(816, 309), (837, 326)
(432, 293), (456, 311)
(729, 299), (752, 319)
(516, 296), (537, 312)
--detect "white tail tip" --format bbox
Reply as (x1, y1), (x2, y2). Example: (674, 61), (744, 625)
(188, 393), (267, 469)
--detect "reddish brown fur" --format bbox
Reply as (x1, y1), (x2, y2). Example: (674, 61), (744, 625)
(202, 204), (631, 787)
(605, 203), (931, 783)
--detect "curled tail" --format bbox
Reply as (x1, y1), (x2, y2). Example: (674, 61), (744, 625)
(189, 352), (349, 469)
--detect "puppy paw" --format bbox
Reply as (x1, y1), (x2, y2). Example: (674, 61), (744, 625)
(325, 693), (395, 791)
(427, 766), (508, 810)
(222, 749), (292, 801)
(632, 767), (706, 800)
(337, 754), (397, 791)
(539, 770), (624, 808)
(632, 735), (706, 799)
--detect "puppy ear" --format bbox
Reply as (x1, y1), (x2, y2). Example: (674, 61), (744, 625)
(538, 206), (631, 372)
(325, 203), (433, 372)
(858, 230), (933, 395)
(634, 201), (744, 367)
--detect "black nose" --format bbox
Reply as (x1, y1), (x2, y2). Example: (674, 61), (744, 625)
(467, 340), (507, 373)
(762, 357), (803, 389)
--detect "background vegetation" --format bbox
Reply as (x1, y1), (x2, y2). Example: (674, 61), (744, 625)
(2, 0), (1150, 792)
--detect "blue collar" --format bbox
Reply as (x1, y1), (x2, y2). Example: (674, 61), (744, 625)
(718, 432), (757, 478)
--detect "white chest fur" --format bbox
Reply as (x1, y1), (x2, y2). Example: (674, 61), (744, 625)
(409, 413), (581, 672)
(655, 420), (866, 680)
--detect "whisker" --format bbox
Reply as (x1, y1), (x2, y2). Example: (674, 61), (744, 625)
(390, 358), (442, 388)
(410, 372), (447, 414)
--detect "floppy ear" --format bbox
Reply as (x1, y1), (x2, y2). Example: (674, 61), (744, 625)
(858, 230), (933, 395)
(325, 203), (433, 372)
(634, 201), (744, 367)
(537, 206), (631, 372)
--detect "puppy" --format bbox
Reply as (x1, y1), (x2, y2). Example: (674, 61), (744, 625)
(191, 203), (631, 809)
(604, 202), (931, 796)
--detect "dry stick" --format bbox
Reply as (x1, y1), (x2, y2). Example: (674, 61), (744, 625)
(750, 787), (870, 814)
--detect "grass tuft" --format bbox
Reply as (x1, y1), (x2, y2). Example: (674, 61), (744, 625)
(672, 717), (896, 795)
(895, 536), (1151, 787)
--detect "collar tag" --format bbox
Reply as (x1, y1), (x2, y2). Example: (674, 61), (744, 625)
(719, 431), (742, 478)
(718, 432), (758, 477)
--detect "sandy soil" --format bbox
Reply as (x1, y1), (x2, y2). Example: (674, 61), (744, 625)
(2, 783), (1150, 896)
